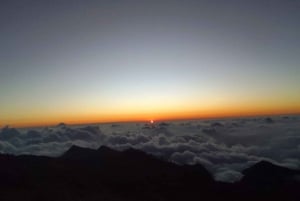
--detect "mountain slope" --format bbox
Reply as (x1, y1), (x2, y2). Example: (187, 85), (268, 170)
(236, 160), (300, 201)
(0, 146), (299, 201)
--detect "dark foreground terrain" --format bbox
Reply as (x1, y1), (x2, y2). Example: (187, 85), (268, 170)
(0, 145), (299, 201)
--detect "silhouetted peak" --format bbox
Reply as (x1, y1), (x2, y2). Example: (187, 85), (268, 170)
(265, 117), (274, 123)
(95, 146), (123, 160)
(159, 122), (169, 127)
(97, 145), (119, 154)
(57, 122), (67, 127)
(97, 145), (112, 151)
(254, 160), (277, 167)
(0, 146), (300, 201)
(61, 145), (96, 159)
(67, 145), (89, 151)
(243, 160), (288, 175)
(241, 160), (300, 186)
(211, 122), (224, 127)
(1, 126), (18, 132)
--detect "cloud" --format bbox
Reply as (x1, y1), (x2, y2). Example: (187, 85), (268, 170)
(0, 126), (21, 141)
(170, 150), (198, 165)
(0, 140), (17, 153)
(0, 116), (300, 182)
(214, 168), (243, 183)
(0, 125), (105, 156)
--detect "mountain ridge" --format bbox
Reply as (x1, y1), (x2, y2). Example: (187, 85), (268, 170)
(0, 145), (299, 201)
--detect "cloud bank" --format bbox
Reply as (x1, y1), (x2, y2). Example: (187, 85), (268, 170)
(1, 116), (300, 182)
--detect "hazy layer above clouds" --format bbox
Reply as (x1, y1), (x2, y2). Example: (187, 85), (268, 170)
(1, 116), (300, 182)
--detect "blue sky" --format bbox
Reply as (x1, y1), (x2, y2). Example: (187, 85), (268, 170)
(0, 0), (300, 126)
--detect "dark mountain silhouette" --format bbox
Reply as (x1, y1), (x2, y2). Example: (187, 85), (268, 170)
(265, 117), (274, 123)
(242, 160), (300, 183)
(57, 122), (67, 127)
(61, 145), (100, 160)
(0, 146), (299, 201)
(236, 160), (300, 201)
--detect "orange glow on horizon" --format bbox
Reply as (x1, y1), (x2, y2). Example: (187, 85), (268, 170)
(3, 105), (300, 128)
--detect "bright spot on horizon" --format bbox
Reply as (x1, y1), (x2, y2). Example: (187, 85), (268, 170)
(0, 1), (300, 127)
(150, 120), (154, 124)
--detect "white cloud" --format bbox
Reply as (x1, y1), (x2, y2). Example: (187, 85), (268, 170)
(214, 168), (243, 183)
(0, 116), (299, 182)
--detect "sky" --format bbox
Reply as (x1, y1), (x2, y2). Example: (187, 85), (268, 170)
(0, 0), (300, 127)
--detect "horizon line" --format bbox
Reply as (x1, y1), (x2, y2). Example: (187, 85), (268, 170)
(4, 111), (300, 129)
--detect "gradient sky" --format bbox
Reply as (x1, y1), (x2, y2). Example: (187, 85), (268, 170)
(1, 0), (300, 127)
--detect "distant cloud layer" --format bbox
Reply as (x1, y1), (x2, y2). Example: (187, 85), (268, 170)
(1, 116), (300, 182)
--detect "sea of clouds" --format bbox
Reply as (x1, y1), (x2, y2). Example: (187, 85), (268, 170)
(0, 115), (300, 182)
